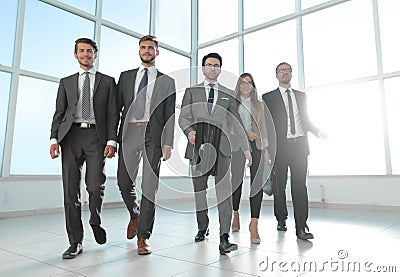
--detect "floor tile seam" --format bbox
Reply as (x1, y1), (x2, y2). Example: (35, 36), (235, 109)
(108, 240), (194, 252)
(169, 264), (212, 277)
(171, 264), (259, 277)
(0, 247), (85, 276)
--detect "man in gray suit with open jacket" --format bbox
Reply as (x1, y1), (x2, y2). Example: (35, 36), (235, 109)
(116, 35), (176, 255)
(179, 53), (251, 255)
(50, 38), (119, 259)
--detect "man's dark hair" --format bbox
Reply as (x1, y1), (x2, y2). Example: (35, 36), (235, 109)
(202, 53), (222, 67)
(139, 35), (159, 49)
(74, 38), (98, 54)
(275, 62), (292, 74)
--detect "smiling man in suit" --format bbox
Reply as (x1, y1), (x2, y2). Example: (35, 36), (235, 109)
(179, 53), (252, 254)
(262, 62), (326, 240)
(50, 38), (118, 259)
(116, 35), (176, 255)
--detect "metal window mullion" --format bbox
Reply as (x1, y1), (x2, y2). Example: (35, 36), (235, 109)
(190, 0), (199, 85)
(372, 0), (392, 175)
(2, 0), (27, 177)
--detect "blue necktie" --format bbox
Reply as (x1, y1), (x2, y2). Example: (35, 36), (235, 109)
(208, 83), (215, 114)
(82, 72), (90, 120)
(133, 68), (148, 119)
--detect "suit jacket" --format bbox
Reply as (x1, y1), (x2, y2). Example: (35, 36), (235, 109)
(262, 88), (319, 156)
(50, 72), (118, 145)
(117, 68), (176, 147)
(179, 82), (249, 159)
(232, 99), (269, 152)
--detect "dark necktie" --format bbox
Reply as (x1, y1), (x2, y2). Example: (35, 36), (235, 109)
(133, 68), (148, 119)
(286, 89), (296, 135)
(82, 72), (91, 120)
(208, 83), (215, 114)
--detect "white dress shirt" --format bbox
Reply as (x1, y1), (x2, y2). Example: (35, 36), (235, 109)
(279, 86), (305, 138)
(128, 65), (157, 123)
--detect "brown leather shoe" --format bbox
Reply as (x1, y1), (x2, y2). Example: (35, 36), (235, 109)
(137, 238), (152, 255)
(127, 217), (139, 239)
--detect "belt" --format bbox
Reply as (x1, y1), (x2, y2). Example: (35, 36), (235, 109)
(287, 136), (305, 143)
(74, 122), (96, 129)
(129, 122), (149, 127)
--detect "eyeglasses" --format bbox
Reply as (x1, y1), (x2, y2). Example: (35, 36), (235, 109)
(277, 68), (292, 74)
(240, 80), (253, 86)
(204, 63), (221, 68)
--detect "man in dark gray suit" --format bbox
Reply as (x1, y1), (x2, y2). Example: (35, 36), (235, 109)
(116, 35), (176, 255)
(179, 53), (251, 254)
(50, 38), (118, 259)
(262, 62), (326, 240)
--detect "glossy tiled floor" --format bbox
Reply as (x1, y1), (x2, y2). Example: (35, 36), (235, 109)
(1, 202), (399, 276)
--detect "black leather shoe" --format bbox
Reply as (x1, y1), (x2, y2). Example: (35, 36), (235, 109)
(219, 233), (238, 255)
(296, 226), (314, 240)
(194, 228), (209, 242)
(277, 220), (287, 231)
(91, 224), (107, 244)
(62, 243), (83, 259)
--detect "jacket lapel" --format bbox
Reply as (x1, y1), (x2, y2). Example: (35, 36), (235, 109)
(128, 69), (139, 105)
(150, 70), (163, 113)
(93, 72), (101, 96)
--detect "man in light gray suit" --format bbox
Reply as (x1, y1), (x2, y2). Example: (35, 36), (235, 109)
(50, 38), (118, 259)
(116, 35), (176, 255)
(179, 53), (251, 254)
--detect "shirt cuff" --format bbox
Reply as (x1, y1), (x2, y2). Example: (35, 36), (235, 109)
(50, 138), (58, 146)
(107, 140), (117, 148)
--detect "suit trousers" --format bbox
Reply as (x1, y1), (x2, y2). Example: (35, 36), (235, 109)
(192, 153), (232, 236)
(231, 140), (264, 218)
(274, 138), (309, 230)
(60, 125), (106, 244)
(118, 124), (162, 239)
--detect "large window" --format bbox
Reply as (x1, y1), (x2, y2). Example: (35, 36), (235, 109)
(384, 77), (400, 174)
(308, 81), (386, 175)
(302, 0), (377, 87)
(155, 0), (191, 52)
(198, 0), (238, 44)
(102, 0), (150, 35)
(11, 76), (60, 175)
(57, 0), (96, 14)
(244, 0), (294, 29)
(2, 0), (400, 178)
(244, 20), (298, 93)
(198, 38), (240, 87)
(0, 0), (18, 67)
(378, 0), (400, 74)
(21, 0), (94, 78)
(98, 26), (140, 80)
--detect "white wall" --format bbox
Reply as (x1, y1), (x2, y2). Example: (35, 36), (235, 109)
(1, 175), (400, 217)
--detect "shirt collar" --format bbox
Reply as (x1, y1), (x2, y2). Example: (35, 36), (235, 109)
(79, 67), (97, 76)
(204, 80), (219, 89)
(279, 86), (292, 94)
(139, 65), (157, 74)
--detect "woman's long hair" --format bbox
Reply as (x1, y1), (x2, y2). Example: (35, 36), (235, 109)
(234, 73), (263, 116)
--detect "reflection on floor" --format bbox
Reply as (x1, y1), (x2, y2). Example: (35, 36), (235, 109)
(1, 202), (399, 276)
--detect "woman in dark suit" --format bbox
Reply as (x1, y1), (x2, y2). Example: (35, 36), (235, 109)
(231, 73), (269, 244)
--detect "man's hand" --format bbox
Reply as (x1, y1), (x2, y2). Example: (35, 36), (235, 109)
(104, 145), (116, 158)
(246, 130), (258, 141)
(188, 131), (196, 145)
(244, 150), (252, 167)
(319, 130), (328, 140)
(50, 143), (60, 159)
(162, 146), (172, 161)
